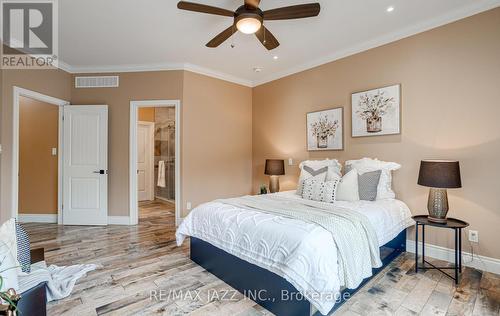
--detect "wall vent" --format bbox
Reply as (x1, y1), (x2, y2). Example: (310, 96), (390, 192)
(75, 76), (119, 88)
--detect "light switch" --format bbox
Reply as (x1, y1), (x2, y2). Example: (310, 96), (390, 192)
(288, 158), (293, 166)
(52, 148), (57, 156)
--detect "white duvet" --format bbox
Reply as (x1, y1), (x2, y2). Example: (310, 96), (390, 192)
(176, 191), (413, 315)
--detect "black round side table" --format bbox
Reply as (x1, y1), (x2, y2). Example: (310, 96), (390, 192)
(412, 215), (469, 285)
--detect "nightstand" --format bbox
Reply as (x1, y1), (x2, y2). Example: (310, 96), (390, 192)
(412, 215), (469, 285)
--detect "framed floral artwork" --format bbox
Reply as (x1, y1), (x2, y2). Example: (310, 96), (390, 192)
(351, 84), (401, 137)
(307, 107), (344, 151)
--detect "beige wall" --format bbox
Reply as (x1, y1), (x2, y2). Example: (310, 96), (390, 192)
(18, 96), (58, 214)
(0, 68), (72, 223)
(70, 71), (184, 216)
(71, 70), (253, 217)
(138, 107), (155, 122)
(182, 71), (253, 216)
(252, 8), (500, 259)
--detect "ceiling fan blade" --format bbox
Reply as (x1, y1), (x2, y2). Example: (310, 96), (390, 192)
(177, 1), (234, 17)
(244, 0), (261, 8)
(263, 3), (320, 20)
(255, 26), (280, 50)
(206, 25), (235, 47)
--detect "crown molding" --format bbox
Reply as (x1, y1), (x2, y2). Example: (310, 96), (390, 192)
(58, 62), (253, 87)
(252, 0), (500, 86)
(183, 63), (253, 87)
(55, 0), (500, 88)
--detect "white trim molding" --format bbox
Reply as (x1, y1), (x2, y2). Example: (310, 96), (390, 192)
(12, 87), (70, 225)
(108, 216), (131, 225)
(18, 214), (58, 224)
(406, 240), (500, 275)
(129, 100), (181, 227)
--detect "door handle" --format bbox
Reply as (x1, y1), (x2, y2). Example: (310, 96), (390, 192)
(93, 170), (106, 175)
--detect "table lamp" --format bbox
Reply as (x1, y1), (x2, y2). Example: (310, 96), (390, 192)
(417, 160), (462, 223)
(265, 159), (285, 193)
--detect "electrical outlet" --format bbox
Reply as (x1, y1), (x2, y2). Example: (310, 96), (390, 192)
(469, 230), (479, 243)
(186, 202), (192, 210)
(52, 148), (57, 156)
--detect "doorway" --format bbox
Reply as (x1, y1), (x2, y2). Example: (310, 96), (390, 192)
(12, 87), (68, 223)
(129, 100), (181, 226)
(12, 87), (110, 226)
(18, 96), (61, 223)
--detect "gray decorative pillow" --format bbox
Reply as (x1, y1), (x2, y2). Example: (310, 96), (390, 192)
(358, 170), (382, 201)
(345, 166), (381, 201)
(15, 221), (31, 273)
(301, 179), (339, 203)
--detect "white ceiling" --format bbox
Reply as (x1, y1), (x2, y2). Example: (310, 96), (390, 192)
(59, 0), (500, 86)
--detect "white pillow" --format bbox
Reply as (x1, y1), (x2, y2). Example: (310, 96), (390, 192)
(301, 179), (339, 203)
(0, 219), (20, 291)
(345, 158), (401, 200)
(335, 169), (360, 201)
(299, 159), (342, 181)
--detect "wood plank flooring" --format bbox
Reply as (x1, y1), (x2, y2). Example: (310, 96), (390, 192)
(23, 201), (499, 316)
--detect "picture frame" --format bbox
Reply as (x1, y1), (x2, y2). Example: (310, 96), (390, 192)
(351, 84), (401, 137)
(306, 107), (344, 151)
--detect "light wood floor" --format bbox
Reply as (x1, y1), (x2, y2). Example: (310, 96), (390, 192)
(24, 202), (499, 316)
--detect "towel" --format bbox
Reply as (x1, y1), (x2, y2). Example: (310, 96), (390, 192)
(157, 160), (166, 188)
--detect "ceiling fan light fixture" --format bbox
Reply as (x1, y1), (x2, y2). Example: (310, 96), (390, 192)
(236, 16), (262, 34)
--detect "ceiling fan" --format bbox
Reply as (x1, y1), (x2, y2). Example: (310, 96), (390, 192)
(177, 0), (321, 50)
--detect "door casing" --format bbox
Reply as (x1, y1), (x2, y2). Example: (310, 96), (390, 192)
(129, 100), (181, 226)
(11, 87), (69, 223)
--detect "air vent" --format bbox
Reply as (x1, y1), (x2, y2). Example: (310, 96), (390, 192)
(75, 76), (119, 88)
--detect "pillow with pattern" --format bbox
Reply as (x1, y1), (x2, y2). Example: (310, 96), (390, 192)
(296, 165), (329, 196)
(15, 221), (31, 273)
(301, 178), (339, 203)
(345, 158), (401, 200)
(345, 165), (382, 201)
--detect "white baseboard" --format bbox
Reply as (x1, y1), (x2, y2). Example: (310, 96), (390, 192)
(18, 214), (58, 223)
(108, 216), (132, 225)
(406, 239), (500, 275)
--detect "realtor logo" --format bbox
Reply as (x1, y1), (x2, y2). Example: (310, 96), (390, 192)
(1, 0), (58, 69)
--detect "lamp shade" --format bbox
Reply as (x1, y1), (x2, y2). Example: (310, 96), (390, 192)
(265, 159), (285, 176)
(418, 160), (462, 189)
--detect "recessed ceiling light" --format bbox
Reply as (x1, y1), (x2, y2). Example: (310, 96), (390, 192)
(273, 56), (279, 60)
(386, 6), (394, 12)
(253, 67), (263, 73)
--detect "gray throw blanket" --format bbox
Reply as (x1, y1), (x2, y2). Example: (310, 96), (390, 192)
(218, 194), (382, 289)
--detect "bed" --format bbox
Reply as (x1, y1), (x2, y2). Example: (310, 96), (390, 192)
(176, 191), (413, 316)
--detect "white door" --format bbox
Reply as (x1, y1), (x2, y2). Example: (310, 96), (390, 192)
(63, 105), (108, 225)
(137, 121), (154, 201)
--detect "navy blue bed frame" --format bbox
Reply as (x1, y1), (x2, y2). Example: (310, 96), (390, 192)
(190, 229), (406, 316)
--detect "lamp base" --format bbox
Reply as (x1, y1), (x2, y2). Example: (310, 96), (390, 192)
(427, 216), (448, 224)
(269, 176), (280, 193)
(427, 188), (449, 223)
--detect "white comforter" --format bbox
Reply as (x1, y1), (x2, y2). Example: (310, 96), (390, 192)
(176, 191), (413, 315)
